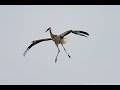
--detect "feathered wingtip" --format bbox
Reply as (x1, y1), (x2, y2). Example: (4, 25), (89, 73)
(72, 31), (89, 37)
(79, 33), (89, 38)
(23, 48), (29, 57)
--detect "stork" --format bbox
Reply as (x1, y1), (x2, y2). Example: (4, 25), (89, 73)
(23, 27), (89, 63)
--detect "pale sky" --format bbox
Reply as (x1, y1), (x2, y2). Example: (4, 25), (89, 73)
(0, 5), (120, 85)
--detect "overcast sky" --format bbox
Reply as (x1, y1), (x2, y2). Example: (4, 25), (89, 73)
(0, 5), (120, 85)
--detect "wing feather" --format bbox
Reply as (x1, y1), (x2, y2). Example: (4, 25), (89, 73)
(59, 30), (89, 38)
(59, 30), (72, 38)
(23, 38), (52, 56)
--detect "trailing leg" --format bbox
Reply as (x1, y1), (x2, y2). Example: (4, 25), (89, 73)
(61, 44), (71, 58)
(55, 44), (60, 63)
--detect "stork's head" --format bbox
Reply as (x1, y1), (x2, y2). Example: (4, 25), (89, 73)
(45, 27), (51, 32)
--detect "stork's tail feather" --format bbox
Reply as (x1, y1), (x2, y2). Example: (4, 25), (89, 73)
(62, 38), (68, 44)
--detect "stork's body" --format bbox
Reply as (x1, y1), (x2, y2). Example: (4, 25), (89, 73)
(45, 27), (71, 62)
(46, 28), (66, 44)
(23, 27), (89, 63)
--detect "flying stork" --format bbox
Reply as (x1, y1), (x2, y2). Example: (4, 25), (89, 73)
(23, 27), (89, 63)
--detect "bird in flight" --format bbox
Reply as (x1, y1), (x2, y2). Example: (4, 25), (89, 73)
(23, 27), (89, 63)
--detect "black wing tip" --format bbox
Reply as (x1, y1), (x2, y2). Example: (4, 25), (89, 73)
(80, 34), (89, 38)
(23, 48), (29, 56)
(23, 50), (26, 56)
(72, 30), (89, 37)
(23, 53), (25, 56)
(86, 32), (89, 36)
(23, 51), (26, 57)
(73, 30), (89, 36)
(80, 31), (89, 36)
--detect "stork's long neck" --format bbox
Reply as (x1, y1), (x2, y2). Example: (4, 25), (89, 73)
(49, 29), (54, 38)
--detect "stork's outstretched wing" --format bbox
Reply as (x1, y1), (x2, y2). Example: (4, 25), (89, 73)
(59, 30), (89, 39)
(23, 37), (52, 56)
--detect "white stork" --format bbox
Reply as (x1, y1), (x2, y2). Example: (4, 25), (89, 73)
(23, 27), (89, 63)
